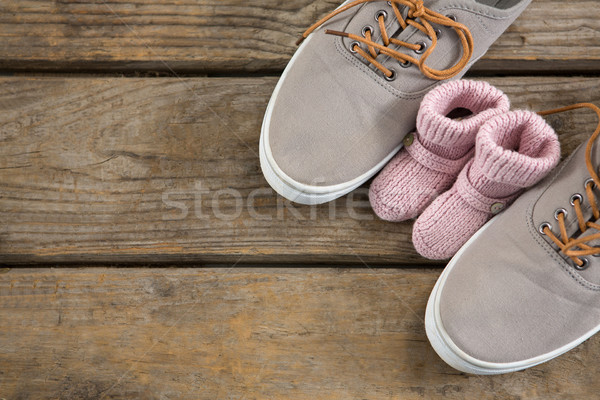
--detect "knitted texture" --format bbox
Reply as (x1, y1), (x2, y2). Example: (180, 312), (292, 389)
(369, 80), (510, 222)
(413, 110), (561, 260)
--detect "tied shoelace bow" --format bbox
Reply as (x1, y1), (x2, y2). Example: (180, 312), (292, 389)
(296, 0), (474, 81)
(537, 103), (600, 269)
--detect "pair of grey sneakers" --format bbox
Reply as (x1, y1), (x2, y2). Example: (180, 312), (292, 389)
(261, 0), (600, 374)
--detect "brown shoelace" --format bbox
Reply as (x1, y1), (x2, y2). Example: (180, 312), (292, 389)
(538, 103), (600, 268)
(296, 0), (474, 81)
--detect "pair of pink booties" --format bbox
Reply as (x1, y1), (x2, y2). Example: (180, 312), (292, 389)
(369, 80), (561, 260)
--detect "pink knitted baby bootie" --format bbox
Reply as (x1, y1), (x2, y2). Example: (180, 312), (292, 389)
(369, 80), (510, 222)
(412, 110), (561, 260)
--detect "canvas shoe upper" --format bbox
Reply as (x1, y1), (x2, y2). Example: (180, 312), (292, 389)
(260, 0), (532, 204)
(425, 103), (600, 374)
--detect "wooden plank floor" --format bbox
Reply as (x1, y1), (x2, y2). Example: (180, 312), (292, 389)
(0, 0), (599, 73)
(1, 76), (599, 265)
(2, 267), (600, 400)
(1, 0), (600, 398)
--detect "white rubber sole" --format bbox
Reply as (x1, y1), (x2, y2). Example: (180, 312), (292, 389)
(259, 0), (403, 205)
(425, 217), (600, 375)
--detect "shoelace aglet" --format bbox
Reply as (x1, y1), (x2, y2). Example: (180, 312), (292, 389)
(296, 36), (306, 46)
(298, 29), (350, 47)
(324, 29), (349, 38)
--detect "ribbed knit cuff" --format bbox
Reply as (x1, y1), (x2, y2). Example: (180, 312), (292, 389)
(474, 111), (561, 188)
(416, 80), (510, 148)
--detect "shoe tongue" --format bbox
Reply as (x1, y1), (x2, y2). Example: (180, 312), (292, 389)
(341, 1), (466, 91)
(342, 1), (409, 62)
(571, 216), (600, 285)
(386, 5), (410, 38)
(382, 3), (465, 91)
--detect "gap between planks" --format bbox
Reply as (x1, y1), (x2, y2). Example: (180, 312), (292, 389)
(0, 76), (599, 265)
(0, 0), (599, 74)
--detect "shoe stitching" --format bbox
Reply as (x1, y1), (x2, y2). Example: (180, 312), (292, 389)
(526, 149), (600, 292)
(537, 105), (600, 270)
(334, 35), (432, 100)
(476, 12), (492, 35)
(301, 0), (474, 81)
(437, 5), (514, 21)
(376, 5), (501, 79)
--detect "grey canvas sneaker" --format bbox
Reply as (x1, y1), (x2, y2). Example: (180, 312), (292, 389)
(425, 103), (600, 374)
(260, 0), (532, 204)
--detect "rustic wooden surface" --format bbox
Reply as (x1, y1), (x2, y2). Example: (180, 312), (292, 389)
(2, 0), (600, 397)
(0, 76), (598, 265)
(0, 0), (598, 73)
(1, 267), (598, 400)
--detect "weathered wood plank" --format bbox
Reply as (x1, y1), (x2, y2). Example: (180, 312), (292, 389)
(0, 0), (598, 73)
(0, 267), (598, 399)
(0, 76), (599, 264)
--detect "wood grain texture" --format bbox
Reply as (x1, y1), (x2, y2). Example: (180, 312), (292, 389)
(0, 0), (598, 73)
(1, 76), (600, 264)
(1, 267), (599, 399)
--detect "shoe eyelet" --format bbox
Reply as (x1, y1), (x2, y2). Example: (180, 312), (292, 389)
(414, 41), (427, 54)
(375, 10), (388, 22)
(574, 257), (590, 271)
(362, 25), (374, 37)
(429, 28), (442, 40)
(387, 1), (392, 5)
(570, 193), (583, 206)
(554, 208), (568, 220)
(539, 222), (552, 235)
(349, 41), (361, 53)
(384, 69), (397, 81)
(585, 177), (596, 189)
(399, 59), (411, 68)
(446, 14), (457, 22)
